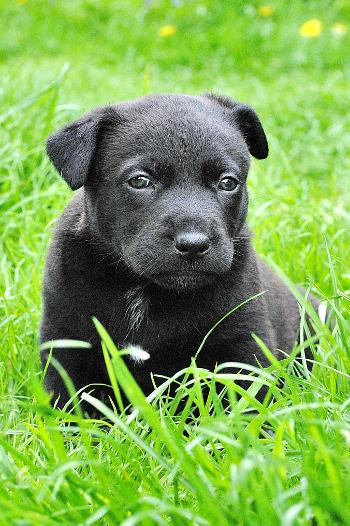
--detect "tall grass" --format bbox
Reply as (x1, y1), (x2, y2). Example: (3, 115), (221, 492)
(1, 281), (349, 525)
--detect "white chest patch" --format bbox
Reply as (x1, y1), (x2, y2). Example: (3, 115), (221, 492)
(124, 285), (150, 336)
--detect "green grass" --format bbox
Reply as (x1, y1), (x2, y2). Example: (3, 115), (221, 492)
(0, 1), (350, 524)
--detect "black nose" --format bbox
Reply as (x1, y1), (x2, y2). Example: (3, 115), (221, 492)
(174, 232), (210, 259)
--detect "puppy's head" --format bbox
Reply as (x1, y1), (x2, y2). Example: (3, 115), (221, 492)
(46, 94), (268, 291)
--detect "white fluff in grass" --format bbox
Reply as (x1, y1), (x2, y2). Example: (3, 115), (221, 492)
(125, 345), (150, 363)
(318, 300), (328, 324)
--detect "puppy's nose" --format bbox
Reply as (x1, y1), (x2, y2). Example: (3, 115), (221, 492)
(174, 232), (210, 259)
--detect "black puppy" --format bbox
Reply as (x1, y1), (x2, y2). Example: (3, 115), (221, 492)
(40, 93), (314, 410)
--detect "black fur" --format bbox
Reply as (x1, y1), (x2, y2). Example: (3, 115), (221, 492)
(40, 93), (316, 411)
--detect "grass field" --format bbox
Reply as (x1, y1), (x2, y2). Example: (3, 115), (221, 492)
(0, 1), (350, 524)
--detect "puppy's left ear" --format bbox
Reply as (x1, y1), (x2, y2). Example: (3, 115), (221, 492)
(46, 106), (117, 190)
(203, 93), (268, 159)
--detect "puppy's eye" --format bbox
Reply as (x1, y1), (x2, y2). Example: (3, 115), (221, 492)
(128, 175), (152, 189)
(218, 176), (239, 192)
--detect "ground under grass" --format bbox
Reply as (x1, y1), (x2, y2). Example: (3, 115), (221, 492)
(0, 1), (349, 524)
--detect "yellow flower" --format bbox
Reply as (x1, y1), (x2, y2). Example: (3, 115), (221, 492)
(159, 25), (177, 37)
(258, 5), (274, 17)
(331, 22), (347, 36)
(299, 19), (323, 38)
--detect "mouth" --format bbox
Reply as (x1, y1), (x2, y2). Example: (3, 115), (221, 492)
(151, 270), (217, 291)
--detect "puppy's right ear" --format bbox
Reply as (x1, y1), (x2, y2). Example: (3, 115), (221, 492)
(46, 107), (116, 190)
(203, 93), (268, 160)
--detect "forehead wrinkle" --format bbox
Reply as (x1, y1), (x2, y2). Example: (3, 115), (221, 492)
(141, 120), (225, 170)
(105, 108), (250, 176)
(118, 154), (148, 172)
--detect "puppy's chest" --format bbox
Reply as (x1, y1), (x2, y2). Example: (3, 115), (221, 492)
(93, 274), (251, 352)
(121, 297), (206, 349)
(93, 283), (260, 381)
(113, 287), (235, 355)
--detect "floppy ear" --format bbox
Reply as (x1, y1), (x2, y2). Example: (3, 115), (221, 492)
(46, 108), (113, 190)
(203, 93), (268, 159)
